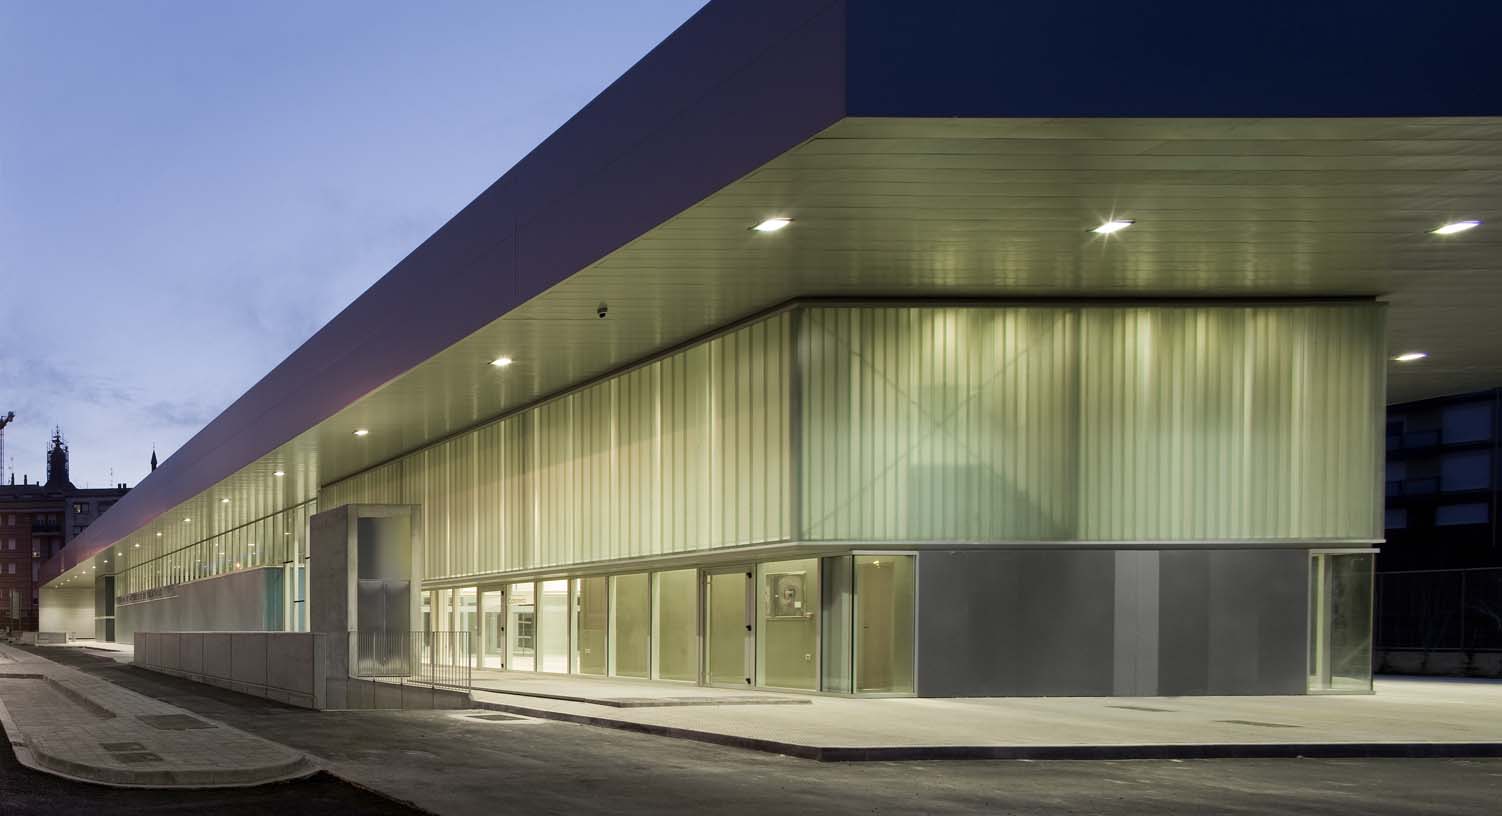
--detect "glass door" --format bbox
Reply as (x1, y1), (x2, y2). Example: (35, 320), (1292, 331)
(507, 582), (536, 671)
(704, 567), (753, 687)
(480, 588), (505, 669)
(1309, 552), (1375, 692)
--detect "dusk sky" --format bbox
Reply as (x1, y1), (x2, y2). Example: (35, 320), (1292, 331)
(0, 1), (707, 488)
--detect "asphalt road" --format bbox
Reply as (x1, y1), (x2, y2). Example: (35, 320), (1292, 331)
(22, 645), (1502, 815)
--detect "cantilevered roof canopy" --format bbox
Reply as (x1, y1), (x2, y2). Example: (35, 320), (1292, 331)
(45, 0), (1502, 587)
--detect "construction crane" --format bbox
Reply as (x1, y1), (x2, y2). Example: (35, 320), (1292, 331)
(0, 412), (13, 485)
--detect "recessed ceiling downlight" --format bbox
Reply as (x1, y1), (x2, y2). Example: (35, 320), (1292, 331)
(1432, 220), (1481, 235)
(1092, 219), (1135, 235)
(751, 217), (793, 233)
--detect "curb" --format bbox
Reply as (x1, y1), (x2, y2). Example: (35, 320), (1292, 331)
(469, 698), (1502, 762)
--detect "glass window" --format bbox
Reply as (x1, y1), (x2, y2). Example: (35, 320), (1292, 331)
(653, 569), (698, 682)
(1383, 508), (1408, 530)
(506, 582), (536, 671)
(1442, 402), (1493, 444)
(757, 558), (820, 690)
(573, 576), (607, 676)
(1441, 450), (1491, 492)
(1436, 502), (1489, 526)
(820, 556), (854, 694)
(854, 555), (915, 694)
(538, 579), (569, 673)
(610, 573), (650, 678)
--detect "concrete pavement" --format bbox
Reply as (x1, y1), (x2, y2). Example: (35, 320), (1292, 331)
(32, 646), (1502, 816)
(465, 671), (1502, 760)
(0, 642), (314, 786)
(21, 645), (1502, 815)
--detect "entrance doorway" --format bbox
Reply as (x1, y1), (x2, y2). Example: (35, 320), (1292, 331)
(1308, 551), (1375, 692)
(480, 588), (504, 669)
(704, 567), (753, 687)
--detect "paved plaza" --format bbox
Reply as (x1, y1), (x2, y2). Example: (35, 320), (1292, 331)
(464, 670), (1502, 760)
(0, 642), (313, 786)
(26, 643), (1502, 816)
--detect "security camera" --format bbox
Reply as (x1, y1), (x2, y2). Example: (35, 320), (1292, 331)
(597, 303), (609, 319)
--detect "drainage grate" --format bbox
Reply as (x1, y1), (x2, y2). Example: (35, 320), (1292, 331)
(466, 713), (527, 723)
(137, 714), (216, 730)
(99, 741), (147, 752)
(1106, 705), (1177, 713)
(111, 752), (165, 764)
(1216, 719), (1300, 728)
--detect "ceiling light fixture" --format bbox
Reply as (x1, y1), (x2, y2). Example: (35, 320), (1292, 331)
(220, 498), (230, 504)
(353, 428), (370, 437)
(273, 470), (286, 477)
(490, 356), (514, 368)
(1393, 351), (1428, 362)
(1432, 220), (1481, 235)
(751, 217), (793, 233)
(1092, 219), (1135, 235)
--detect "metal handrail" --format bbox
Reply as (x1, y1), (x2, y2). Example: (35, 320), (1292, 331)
(353, 630), (473, 690)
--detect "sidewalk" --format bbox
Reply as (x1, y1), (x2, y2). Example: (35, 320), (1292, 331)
(0, 642), (315, 786)
(468, 675), (1502, 761)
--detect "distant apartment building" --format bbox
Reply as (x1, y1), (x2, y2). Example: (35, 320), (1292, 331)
(1383, 389), (1500, 572)
(1378, 388), (1501, 676)
(0, 430), (129, 631)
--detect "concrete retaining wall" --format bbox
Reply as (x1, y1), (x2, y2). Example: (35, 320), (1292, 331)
(132, 630), (469, 711)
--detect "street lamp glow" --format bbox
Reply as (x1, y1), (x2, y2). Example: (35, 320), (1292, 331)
(751, 217), (793, 233)
(1431, 220), (1481, 235)
(1393, 351), (1428, 362)
(1092, 219), (1135, 235)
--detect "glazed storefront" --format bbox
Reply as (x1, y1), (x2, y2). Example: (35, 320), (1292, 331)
(425, 553), (917, 694)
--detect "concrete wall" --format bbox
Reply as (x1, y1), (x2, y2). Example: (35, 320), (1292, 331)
(38, 587), (94, 638)
(132, 630), (469, 711)
(915, 548), (1309, 697)
(116, 568), (281, 645)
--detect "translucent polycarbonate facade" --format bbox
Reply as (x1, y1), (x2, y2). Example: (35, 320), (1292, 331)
(116, 500), (314, 601)
(800, 304), (1385, 543)
(130, 301), (1380, 595)
(320, 312), (793, 581)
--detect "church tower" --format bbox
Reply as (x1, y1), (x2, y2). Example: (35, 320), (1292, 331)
(44, 428), (75, 491)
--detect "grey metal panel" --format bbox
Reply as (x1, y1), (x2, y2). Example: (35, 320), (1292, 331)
(916, 550), (1115, 697)
(1112, 551), (1159, 695)
(918, 547), (1308, 697)
(1158, 550), (1309, 695)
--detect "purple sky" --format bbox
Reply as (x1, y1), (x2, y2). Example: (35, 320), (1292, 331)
(0, 1), (707, 488)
